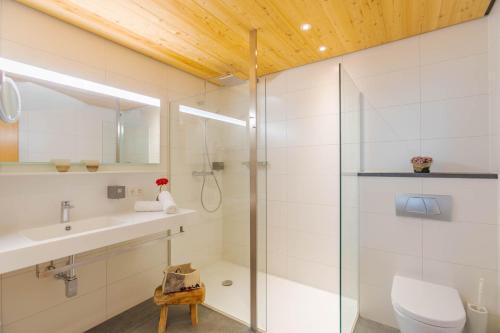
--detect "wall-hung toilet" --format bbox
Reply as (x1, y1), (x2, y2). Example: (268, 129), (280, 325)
(391, 276), (466, 333)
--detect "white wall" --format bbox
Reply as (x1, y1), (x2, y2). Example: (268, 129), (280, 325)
(263, 13), (499, 332)
(169, 98), (226, 269)
(169, 84), (251, 269)
(358, 177), (497, 330)
(0, 0), (208, 332)
(341, 17), (499, 331)
(343, 19), (490, 173)
(264, 59), (341, 292)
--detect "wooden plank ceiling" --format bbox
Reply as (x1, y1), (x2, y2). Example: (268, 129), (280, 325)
(17, 0), (493, 81)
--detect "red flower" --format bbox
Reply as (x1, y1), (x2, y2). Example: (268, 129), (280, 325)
(156, 178), (169, 186)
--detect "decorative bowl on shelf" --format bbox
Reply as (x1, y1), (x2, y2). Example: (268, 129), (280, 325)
(51, 159), (71, 172)
(82, 160), (100, 172)
(411, 156), (433, 173)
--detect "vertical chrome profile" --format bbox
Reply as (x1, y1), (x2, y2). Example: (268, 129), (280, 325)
(248, 29), (258, 331)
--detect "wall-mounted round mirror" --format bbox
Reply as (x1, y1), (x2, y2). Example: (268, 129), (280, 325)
(0, 72), (22, 123)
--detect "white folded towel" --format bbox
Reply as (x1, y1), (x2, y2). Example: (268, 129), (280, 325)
(134, 201), (162, 212)
(158, 190), (178, 214)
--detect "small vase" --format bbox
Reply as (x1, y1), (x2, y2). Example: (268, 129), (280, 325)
(413, 163), (431, 173)
(156, 186), (166, 201)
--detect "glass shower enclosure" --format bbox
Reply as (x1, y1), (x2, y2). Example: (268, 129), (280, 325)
(169, 59), (360, 333)
(340, 63), (362, 332)
(169, 78), (267, 331)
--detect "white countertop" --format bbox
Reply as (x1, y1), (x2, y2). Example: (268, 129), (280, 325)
(0, 208), (196, 275)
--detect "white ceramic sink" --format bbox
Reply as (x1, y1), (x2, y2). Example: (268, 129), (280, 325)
(20, 216), (124, 241)
(0, 209), (197, 275)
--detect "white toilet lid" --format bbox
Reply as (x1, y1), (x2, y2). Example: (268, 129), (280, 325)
(391, 276), (466, 328)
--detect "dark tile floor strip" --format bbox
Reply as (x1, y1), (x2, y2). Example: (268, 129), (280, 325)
(86, 299), (252, 333)
(354, 318), (400, 333)
(87, 298), (399, 333)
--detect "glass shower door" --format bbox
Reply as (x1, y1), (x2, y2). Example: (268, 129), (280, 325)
(340, 63), (362, 332)
(169, 82), (266, 330)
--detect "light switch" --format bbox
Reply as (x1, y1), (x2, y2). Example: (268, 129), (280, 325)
(108, 185), (126, 199)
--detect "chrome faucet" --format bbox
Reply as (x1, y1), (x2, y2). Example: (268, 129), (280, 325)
(60, 201), (74, 223)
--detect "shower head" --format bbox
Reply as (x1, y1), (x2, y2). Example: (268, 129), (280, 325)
(213, 73), (247, 86)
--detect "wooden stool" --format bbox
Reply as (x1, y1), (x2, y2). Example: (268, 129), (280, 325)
(153, 283), (206, 333)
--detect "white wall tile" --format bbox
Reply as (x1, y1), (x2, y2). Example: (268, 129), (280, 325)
(360, 247), (422, 288)
(286, 115), (339, 147)
(363, 103), (421, 142)
(287, 203), (339, 236)
(420, 19), (488, 65)
(363, 140), (421, 172)
(423, 259), (497, 314)
(423, 221), (497, 269)
(285, 84), (337, 120)
(354, 68), (420, 108)
(360, 283), (398, 328)
(422, 179), (497, 225)
(266, 121), (287, 148)
(421, 54), (489, 102)
(286, 257), (339, 293)
(287, 230), (337, 267)
(360, 212), (422, 256)
(344, 37), (420, 78)
(287, 145), (339, 175)
(285, 58), (339, 92)
(421, 94), (489, 139)
(421, 136), (490, 172)
(286, 172), (339, 205)
(360, 177), (422, 214)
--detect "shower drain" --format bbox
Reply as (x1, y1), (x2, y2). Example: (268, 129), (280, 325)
(222, 280), (233, 287)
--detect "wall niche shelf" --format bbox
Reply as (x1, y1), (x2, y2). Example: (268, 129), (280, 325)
(357, 172), (498, 179)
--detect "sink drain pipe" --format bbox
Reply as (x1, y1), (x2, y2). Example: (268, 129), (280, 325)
(54, 255), (78, 298)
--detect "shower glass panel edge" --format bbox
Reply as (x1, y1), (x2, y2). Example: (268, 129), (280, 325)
(168, 85), (255, 327)
(340, 63), (361, 333)
(167, 30), (267, 331)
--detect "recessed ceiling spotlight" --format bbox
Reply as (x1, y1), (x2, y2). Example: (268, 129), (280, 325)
(300, 23), (312, 31)
(319, 45), (327, 52)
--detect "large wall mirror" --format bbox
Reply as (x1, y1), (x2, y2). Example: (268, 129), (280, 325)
(0, 58), (161, 165)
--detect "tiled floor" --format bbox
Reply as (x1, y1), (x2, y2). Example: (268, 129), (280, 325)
(87, 295), (396, 333)
(86, 299), (252, 333)
(354, 318), (400, 333)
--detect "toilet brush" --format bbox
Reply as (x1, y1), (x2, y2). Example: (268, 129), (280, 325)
(466, 278), (488, 333)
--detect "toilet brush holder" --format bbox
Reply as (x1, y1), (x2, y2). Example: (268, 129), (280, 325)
(466, 303), (488, 333)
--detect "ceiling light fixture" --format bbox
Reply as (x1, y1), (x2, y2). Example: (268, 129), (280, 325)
(319, 45), (327, 52)
(300, 23), (312, 31)
(0, 57), (161, 107)
(179, 104), (246, 127)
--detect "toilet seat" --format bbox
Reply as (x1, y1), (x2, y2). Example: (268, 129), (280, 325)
(391, 276), (466, 329)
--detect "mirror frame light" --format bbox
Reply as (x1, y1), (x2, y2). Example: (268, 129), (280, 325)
(0, 57), (161, 107)
(179, 104), (246, 127)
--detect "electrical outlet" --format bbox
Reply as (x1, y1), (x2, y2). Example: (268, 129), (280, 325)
(129, 187), (143, 197)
